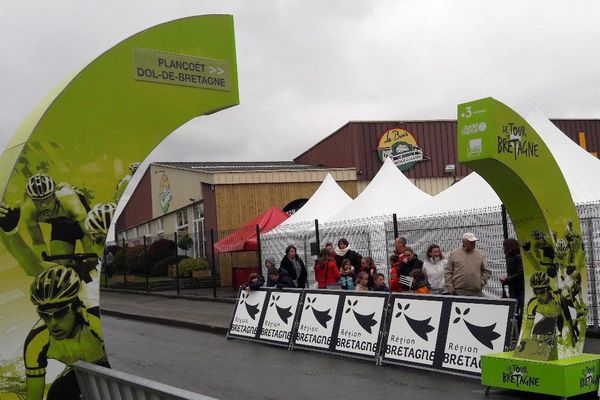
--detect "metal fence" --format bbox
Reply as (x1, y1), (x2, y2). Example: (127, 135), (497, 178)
(103, 231), (223, 297)
(260, 201), (600, 328)
(104, 228), (260, 298)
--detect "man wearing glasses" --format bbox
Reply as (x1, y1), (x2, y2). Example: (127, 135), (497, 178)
(23, 265), (108, 400)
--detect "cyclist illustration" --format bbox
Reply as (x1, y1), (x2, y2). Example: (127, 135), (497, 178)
(559, 263), (588, 344)
(564, 219), (584, 264)
(20, 174), (94, 261)
(84, 202), (116, 254)
(516, 271), (568, 360)
(521, 229), (558, 278)
(114, 162), (140, 203)
(0, 202), (47, 276)
(24, 265), (108, 400)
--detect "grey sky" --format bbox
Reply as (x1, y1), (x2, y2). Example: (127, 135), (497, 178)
(2, 0), (600, 227)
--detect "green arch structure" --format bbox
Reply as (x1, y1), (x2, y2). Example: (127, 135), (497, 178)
(458, 97), (587, 361)
(459, 98), (600, 397)
(0, 15), (238, 399)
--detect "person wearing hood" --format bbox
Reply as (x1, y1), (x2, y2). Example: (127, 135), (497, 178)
(334, 238), (362, 270)
(266, 268), (295, 289)
(398, 247), (423, 291)
(279, 245), (308, 288)
(422, 244), (447, 294)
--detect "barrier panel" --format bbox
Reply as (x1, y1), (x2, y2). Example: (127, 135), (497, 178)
(381, 294), (515, 377)
(74, 361), (216, 400)
(227, 288), (303, 347)
(292, 290), (388, 361)
(227, 288), (515, 376)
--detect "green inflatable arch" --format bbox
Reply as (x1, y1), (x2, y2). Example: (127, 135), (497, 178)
(457, 97), (588, 361)
(0, 15), (238, 399)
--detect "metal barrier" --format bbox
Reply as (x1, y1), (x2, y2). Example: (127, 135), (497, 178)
(74, 361), (217, 400)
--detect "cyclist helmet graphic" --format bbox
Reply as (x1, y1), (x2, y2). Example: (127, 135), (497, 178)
(530, 271), (551, 290)
(85, 203), (116, 235)
(128, 162), (140, 174)
(26, 174), (56, 200)
(30, 265), (81, 307)
(555, 239), (568, 258)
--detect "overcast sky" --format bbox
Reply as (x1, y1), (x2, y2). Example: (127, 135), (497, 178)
(2, 0), (600, 223)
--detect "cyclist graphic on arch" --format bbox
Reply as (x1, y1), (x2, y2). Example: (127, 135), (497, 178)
(516, 271), (569, 360)
(114, 162), (140, 203)
(84, 202), (117, 255)
(24, 265), (109, 400)
(20, 174), (94, 261)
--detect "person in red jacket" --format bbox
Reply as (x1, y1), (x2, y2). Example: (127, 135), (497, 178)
(389, 254), (403, 292)
(314, 248), (341, 289)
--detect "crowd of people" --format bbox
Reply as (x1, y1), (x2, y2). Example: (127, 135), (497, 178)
(243, 233), (523, 309)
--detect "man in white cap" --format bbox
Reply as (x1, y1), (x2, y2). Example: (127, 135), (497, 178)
(445, 232), (491, 296)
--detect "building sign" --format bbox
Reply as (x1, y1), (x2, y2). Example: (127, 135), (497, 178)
(133, 48), (231, 91)
(283, 198), (308, 216)
(158, 173), (172, 213)
(377, 128), (428, 171)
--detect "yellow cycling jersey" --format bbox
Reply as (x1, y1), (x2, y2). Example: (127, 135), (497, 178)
(22, 185), (89, 226)
(23, 308), (106, 378)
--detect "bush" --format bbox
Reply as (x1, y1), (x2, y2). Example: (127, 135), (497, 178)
(177, 257), (209, 276)
(148, 239), (176, 263)
(152, 255), (188, 277)
(114, 248), (126, 274)
(125, 245), (144, 274)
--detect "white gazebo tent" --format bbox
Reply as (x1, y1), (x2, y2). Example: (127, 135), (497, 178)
(260, 173), (352, 275)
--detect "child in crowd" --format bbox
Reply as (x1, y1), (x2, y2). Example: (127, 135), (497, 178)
(338, 259), (355, 290)
(360, 256), (377, 289)
(241, 272), (264, 292)
(409, 269), (430, 294)
(422, 244), (447, 294)
(355, 271), (369, 291)
(389, 254), (402, 292)
(372, 272), (389, 292)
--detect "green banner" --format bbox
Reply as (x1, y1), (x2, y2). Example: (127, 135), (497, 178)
(0, 16), (238, 399)
(457, 98), (588, 361)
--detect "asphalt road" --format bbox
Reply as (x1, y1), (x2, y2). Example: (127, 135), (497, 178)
(102, 315), (600, 400)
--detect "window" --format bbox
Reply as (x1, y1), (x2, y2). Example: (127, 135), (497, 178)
(192, 203), (206, 259)
(142, 223), (150, 237)
(156, 218), (164, 233)
(176, 209), (188, 230)
(192, 203), (204, 220)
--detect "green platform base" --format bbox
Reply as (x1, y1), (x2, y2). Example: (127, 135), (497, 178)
(481, 352), (600, 398)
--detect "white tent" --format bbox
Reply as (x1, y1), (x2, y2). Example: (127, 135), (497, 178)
(279, 173), (352, 227)
(326, 156), (431, 222)
(527, 105), (600, 204)
(402, 106), (600, 219)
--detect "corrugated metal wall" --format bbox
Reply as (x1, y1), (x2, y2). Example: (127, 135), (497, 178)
(295, 119), (600, 181)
